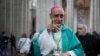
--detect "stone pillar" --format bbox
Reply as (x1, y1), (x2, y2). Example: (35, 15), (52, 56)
(96, 0), (100, 32)
(66, 0), (76, 32)
(89, 0), (100, 32)
(98, 0), (100, 32)
(10, 0), (13, 33)
(94, 0), (97, 31)
(73, 9), (78, 32)
(0, 0), (4, 32)
(27, 0), (32, 37)
(89, 0), (94, 32)
(0, 0), (32, 39)
(36, 0), (47, 32)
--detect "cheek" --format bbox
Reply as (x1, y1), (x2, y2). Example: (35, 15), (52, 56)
(61, 19), (64, 21)
(80, 30), (84, 34)
(77, 29), (80, 32)
(62, 18), (64, 20)
(78, 31), (83, 35)
(50, 17), (54, 20)
(78, 30), (83, 34)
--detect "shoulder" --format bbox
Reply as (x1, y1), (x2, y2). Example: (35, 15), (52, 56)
(19, 38), (25, 41)
(33, 28), (45, 42)
(87, 33), (98, 41)
(62, 24), (74, 34)
(61, 24), (77, 40)
(87, 33), (95, 38)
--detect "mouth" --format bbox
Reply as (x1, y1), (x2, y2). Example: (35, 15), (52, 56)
(57, 24), (61, 28)
(55, 21), (62, 24)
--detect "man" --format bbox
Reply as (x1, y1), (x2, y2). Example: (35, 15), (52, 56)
(76, 24), (98, 56)
(10, 33), (16, 56)
(0, 32), (9, 56)
(0, 33), (3, 47)
(32, 5), (84, 56)
(0, 33), (3, 56)
(92, 31), (100, 54)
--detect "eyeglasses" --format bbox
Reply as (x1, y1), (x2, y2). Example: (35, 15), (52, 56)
(54, 14), (64, 18)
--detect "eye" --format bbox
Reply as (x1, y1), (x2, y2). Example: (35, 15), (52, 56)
(54, 14), (59, 18)
(60, 14), (64, 18)
(54, 14), (64, 18)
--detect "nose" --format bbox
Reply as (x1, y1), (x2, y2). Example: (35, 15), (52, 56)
(57, 16), (61, 20)
(57, 16), (63, 21)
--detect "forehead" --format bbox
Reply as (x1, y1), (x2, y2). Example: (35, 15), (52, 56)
(77, 24), (85, 29)
(51, 8), (64, 14)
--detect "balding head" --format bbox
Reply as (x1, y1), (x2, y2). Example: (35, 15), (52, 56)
(78, 24), (87, 30)
(77, 24), (87, 36)
(51, 5), (64, 14)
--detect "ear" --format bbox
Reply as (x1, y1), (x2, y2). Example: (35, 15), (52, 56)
(49, 13), (52, 20)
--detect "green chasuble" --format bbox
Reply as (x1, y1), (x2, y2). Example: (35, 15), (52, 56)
(32, 24), (84, 56)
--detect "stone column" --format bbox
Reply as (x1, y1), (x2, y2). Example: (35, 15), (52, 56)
(94, 0), (97, 31)
(89, 0), (100, 32)
(36, 0), (46, 32)
(0, 0), (5, 32)
(0, 0), (32, 39)
(10, 0), (13, 33)
(73, 9), (78, 32)
(89, 0), (93, 32)
(98, 0), (100, 32)
(93, 0), (99, 32)
(96, 0), (100, 32)
(66, 0), (76, 32)
(27, 0), (32, 37)
(4, 0), (6, 32)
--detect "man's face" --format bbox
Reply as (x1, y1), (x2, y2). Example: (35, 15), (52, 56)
(50, 8), (64, 27)
(77, 25), (86, 36)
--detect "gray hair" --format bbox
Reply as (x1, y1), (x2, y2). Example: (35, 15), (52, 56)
(77, 24), (87, 31)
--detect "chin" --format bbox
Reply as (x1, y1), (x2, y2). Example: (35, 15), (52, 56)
(78, 34), (82, 36)
(57, 24), (61, 28)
